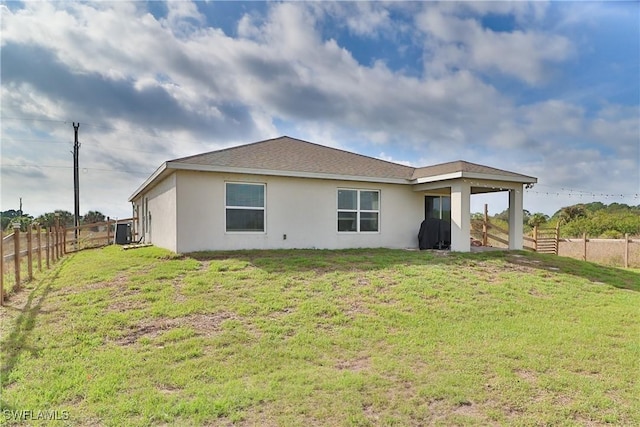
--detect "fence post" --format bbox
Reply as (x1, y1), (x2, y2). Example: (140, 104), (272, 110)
(27, 224), (33, 281)
(482, 204), (488, 246)
(60, 226), (67, 256)
(13, 223), (21, 291)
(54, 213), (60, 260)
(0, 230), (4, 305)
(555, 223), (560, 255)
(53, 225), (59, 260)
(58, 226), (62, 260)
(582, 232), (587, 262)
(533, 226), (538, 252)
(46, 227), (51, 269)
(624, 233), (629, 269)
(106, 217), (111, 246)
(59, 227), (64, 257)
(36, 223), (42, 272)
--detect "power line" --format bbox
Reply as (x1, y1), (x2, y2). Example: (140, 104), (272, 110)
(4, 136), (169, 154)
(4, 115), (199, 145)
(2, 116), (70, 124)
(1, 137), (71, 144)
(85, 142), (164, 154)
(1, 164), (150, 174)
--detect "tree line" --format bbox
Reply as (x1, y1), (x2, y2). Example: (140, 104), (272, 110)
(1, 209), (106, 232)
(485, 202), (640, 238)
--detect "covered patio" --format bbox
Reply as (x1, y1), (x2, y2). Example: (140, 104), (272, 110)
(411, 161), (537, 252)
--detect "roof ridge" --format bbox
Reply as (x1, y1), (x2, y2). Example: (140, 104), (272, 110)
(170, 135), (416, 172)
(169, 135), (288, 163)
(285, 136), (416, 172)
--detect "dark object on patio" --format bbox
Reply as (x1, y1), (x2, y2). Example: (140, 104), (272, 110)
(418, 218), (451, 250)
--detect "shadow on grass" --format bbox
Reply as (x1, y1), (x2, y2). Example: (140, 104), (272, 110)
(188, 248), (640, 293)
(448, 250), (639, 293)
(0, 256), (71, 392)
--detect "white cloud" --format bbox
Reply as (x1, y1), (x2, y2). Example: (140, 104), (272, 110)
(1, 1), (637, 218)
(345, 3), (391, 37)
(162, 0), (205, 36)
(452, 1), (549, 23)
(416, 5), (573, 84)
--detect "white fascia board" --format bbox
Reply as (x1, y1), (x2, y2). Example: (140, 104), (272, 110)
(166, 162), (411, 185)
(412, 178), (529, 193)
(412, 172), (462, 184)
(412, 171), (537, 185)
(463, 172), (537, 184)
(128, 162), (168, 202)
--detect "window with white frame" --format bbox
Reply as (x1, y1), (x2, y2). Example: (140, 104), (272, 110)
(337, 189), (379, 232)
(225, 182), (265, 232)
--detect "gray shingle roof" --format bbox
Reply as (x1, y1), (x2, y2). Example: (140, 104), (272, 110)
(171, 136), (535, 182)
(411, 160), (536, 181)
(171, 136), (415, 180)
(130, 136), (537, 201)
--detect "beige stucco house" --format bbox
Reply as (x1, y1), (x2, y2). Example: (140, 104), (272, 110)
(128, 136), (536, 253)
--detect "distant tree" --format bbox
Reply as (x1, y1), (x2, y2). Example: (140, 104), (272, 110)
(527, 213), (549, 228)
(494, 209), (509, 222)
(583, 202), (606, 213)
(82, 211), (105, 224)
(607, 202), (631, 212)
(558, 205), (586, 225)
(3, 215), (34, 232)
(493, 209), (534, 226)
(35, 210), (74, 229)
(1, 209), (21, 231)
(82, 210), (106, 232)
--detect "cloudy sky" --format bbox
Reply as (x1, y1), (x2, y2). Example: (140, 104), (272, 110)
(1, 1), (638, 220)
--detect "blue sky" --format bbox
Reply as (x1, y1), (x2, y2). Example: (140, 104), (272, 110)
(1, 1), (638, 219)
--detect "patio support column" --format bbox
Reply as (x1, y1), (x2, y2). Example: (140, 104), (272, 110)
(508, 187), (524, 250)
(450, 181), (471, 252)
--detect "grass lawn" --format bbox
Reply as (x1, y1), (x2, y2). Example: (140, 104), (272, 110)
(1, 246), (639, 426)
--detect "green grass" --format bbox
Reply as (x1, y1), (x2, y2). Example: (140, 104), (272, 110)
(1, 246), (639, 426)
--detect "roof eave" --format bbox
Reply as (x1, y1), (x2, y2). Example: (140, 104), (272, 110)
(412, 171), (537, 185)
(463, 171), (538, 184)
(167, 162), (411, 185)
(128, 162), (169, 202)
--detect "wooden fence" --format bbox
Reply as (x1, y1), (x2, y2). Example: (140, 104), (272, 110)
(471, 207), (638, 268)
(1, 217), (136, 305)
(525, 225), (560, 255)
(472, 218), (556, 254)
(558, 234), (639, 268)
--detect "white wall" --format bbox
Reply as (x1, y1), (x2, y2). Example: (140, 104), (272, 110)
(146, 172), (178, 252)
(174, 171), (424, 253)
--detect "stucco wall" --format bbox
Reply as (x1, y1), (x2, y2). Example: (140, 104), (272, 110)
(174, 170), (424, 253)
(145, 172), (178, 252)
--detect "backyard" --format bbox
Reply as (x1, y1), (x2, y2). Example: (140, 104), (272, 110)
(1, 246), (638, 426)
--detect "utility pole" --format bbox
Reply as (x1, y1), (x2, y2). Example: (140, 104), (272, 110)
(73, 122), (80, 243)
